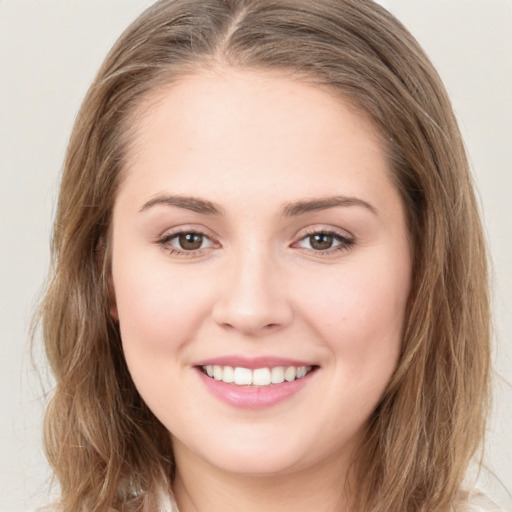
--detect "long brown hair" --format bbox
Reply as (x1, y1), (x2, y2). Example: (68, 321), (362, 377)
(39, 1), (490, 510)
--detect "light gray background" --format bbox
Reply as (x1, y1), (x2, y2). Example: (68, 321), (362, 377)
(1, 1), (510, 510)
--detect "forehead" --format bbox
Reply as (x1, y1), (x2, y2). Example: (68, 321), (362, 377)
(130, 67), (384, 151)
(117, 67), (396, 213)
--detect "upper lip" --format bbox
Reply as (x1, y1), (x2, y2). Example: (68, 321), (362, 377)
(194, 356), (317, 370)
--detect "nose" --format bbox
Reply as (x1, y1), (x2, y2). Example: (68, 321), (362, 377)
(212, 247), (293, 337)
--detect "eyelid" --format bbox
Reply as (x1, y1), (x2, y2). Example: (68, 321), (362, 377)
(156, 223), (218, 241)
(291, 225), (355, 255)
(293, 224), (354, 242)
(156, 225), (221, 256)
(154, 224), (354, 257)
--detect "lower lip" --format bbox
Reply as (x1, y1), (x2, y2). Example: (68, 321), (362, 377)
(196, 368), (316, 409)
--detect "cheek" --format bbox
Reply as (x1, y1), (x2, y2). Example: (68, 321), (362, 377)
(302, 266), (407, 336)
(296, 257), (409, 380)
(112, 257), (211, 360)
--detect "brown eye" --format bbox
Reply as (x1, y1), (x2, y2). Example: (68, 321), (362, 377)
(159, 230), (215, 255)
(178, 233), (204, 250)
(295, 230), (353, 254)
(309, 233), (334, 250)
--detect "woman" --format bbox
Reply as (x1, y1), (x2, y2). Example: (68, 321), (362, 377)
(39, 0), (495, 510)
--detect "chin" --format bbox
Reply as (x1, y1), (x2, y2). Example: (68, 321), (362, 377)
(203, 449), (308, 477)
(174, 425), (346, 478)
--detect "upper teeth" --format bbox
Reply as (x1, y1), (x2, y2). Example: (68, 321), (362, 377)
(203, 365), (312, 386)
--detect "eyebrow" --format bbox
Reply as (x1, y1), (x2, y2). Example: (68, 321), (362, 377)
(282, 196), (378, 216)
(139, 194), (377, 216)
(139, 195), (223, 215)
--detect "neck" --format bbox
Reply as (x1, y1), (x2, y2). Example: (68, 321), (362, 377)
(172, 440), (355, 512)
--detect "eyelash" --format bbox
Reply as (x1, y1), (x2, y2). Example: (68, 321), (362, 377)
(157, 228), (355, 257)
(158, 229), (216, 257)
(294, 229), (355, 255)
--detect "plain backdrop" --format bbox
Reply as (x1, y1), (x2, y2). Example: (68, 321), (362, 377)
(0, 1), (510, 511)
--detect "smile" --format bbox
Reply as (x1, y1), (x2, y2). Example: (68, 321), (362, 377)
(201, 365), (314, 386)
(195, 359), (319, 409)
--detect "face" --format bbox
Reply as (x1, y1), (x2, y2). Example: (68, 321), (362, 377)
(110, 68), (411, 477)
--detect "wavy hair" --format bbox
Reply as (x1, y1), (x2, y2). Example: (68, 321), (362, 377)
(39, 0), (490, 510)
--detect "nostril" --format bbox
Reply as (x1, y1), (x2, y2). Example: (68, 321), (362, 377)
(219, 322), (236, 330)
(211, 274), (294, 335)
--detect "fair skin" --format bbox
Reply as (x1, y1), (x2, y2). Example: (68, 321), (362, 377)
(109, 68), (412, 512)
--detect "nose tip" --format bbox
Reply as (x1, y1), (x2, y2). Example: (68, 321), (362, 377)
(212, 257), (293, 337)
(214, 300), (289, 336)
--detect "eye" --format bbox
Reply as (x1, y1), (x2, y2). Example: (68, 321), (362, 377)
(295, 230), (354, 254)
(303, 233), (337, 251)
(175, 232), (206, 251)
(158, 230), (215, 254)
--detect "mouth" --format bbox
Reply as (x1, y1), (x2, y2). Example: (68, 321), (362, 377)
(195, 359), (319, 409)
(198, 364), (317, 387)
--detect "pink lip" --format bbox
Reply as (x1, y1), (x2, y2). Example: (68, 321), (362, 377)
(194, 355), (314, 369)
(194, 365), (318, 410)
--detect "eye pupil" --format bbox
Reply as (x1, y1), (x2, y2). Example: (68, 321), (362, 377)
(178, 233), (203, 250)
(310, 233), (333, 250)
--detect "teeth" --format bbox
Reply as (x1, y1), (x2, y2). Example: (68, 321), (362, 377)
(284, 366), (296, 382)
(252, 368), (271, 386)
(213, 365), (223, 380)
(296, 367), (307, 379)
(202, 365), (312, 386)
(223, 365), (234, 383)
(271, 366), (285, 384)
(234, 367), (252, 385)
